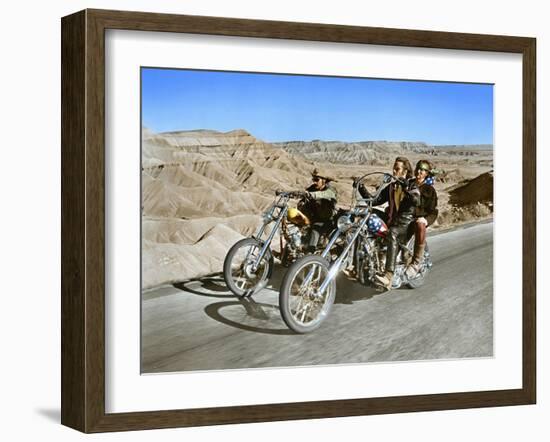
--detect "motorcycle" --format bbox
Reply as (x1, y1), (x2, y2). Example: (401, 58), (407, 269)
(223, 190), (335, 297)
(278, 172), (433, 333)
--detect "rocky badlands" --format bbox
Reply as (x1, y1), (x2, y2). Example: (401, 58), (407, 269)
(142, 128), (493, 289)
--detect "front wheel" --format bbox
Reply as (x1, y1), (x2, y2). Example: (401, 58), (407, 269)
(223, 238), (274, 297)
(279, 255), (336, 334)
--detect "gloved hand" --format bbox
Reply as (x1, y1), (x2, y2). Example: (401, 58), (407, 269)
(395, 176), (407, 187)
(357, 183), (371, 198)
(291, 190), (309, 200)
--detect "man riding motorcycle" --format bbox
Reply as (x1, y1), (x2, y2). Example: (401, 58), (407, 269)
(356, 156), (414, 226)
(355, 156), (421, 289)
(290, 168), (338, 252)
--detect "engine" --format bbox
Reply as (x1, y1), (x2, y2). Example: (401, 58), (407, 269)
(285, 224), (303, 249)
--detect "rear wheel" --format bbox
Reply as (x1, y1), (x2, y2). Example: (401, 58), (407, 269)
(279, 255), (335, 334)
(223, 238), (273, 297)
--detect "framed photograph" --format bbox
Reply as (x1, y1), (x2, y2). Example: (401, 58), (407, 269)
(61, 9), (536, 433)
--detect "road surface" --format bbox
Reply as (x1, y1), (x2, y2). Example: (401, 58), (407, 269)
(141, 221), (493, 373)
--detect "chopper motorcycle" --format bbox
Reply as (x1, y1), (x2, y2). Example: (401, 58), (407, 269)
(223, 190), (337, 297)
(278, 172), (433, 333)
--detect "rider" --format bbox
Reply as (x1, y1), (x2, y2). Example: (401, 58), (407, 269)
(404, 160), (439, 278)
(356, 156), (414, 225)
(291, 167), (338, 252)
(355, 156), (421, 289)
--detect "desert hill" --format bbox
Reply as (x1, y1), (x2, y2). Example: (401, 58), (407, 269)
(272, 140), (431, 165)
(448, 171), (494, 206)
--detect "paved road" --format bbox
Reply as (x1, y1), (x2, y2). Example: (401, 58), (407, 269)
(141, 221), (493, 373)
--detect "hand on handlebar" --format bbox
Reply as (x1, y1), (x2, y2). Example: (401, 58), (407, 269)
(381, 173), (406, 187)
(290, 190), (311, 200)
(384, 174), (407, 187)
(395, 177), (408, 187)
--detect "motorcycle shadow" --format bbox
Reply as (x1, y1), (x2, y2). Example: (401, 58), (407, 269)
(173, 274), (234, 298)
(172, 264), (294, 335)
(334, 274), (389, 305)
(171, 264), (388, 334)
(172, 261), (289, 298)
(203, 298), (294, 336)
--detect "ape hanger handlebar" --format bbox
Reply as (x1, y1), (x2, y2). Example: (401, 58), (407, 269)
(351, 172), (404, 208)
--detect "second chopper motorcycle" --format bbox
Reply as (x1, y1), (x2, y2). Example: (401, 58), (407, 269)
(223, 190), (337, 297)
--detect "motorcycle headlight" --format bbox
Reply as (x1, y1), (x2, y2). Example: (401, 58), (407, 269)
(337, 215), (352, 232)
(262, 212), (273, 223)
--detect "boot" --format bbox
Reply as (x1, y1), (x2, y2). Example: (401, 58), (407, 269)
(374, 271), (393, 290)
(405, 243), (426, 279)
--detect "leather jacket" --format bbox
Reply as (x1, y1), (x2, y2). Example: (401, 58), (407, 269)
(359, 179), (420, 227)
(415, 183), (439, 226)
(299, 182), (338, 222)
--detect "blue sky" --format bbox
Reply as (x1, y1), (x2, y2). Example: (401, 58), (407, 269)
(141, 68), (493, 145)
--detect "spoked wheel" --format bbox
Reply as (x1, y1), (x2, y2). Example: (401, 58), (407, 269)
(279, 255), (336, 334)
(404, 237), (431, 289)
(223, 238), (274, 297)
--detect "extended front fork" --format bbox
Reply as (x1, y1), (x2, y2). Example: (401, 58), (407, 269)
(250, 203), (288, 272)
(301, 216), (370, 297)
